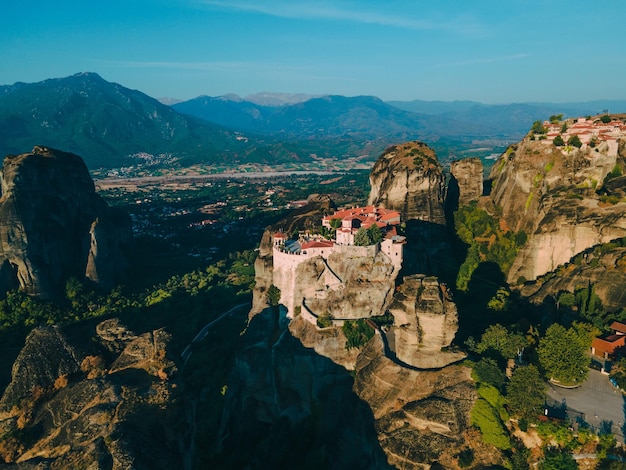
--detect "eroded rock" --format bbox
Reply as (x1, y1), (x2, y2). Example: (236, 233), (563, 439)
(0, 146), (131, 299)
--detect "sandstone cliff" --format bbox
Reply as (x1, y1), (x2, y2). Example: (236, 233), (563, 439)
(488, 135), (626, 283)
(368, 141), (446, 224)
(368, 141), (451, 277)
(0, 146), (131, 299)
(353, 335), (502, 469)
(521, 241), (626, 312)
(388, 275), (465, 369)
(449, 157), (484, 206)
(216, 307), (392, 469)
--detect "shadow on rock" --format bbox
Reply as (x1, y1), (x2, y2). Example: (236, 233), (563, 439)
(215, 307), (391, 470)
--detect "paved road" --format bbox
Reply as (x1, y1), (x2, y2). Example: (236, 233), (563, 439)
(547, 369), (625, 441)
(180, 302), (249, 366)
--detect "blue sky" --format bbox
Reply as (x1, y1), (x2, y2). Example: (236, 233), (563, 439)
(1, 1), (625, 103)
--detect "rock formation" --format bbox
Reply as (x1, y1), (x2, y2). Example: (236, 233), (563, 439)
(0, 320), (183, 467)
(521, 241), (626, 312)
(216, 308), (392, 469)
(388, 275), (465, 369)
(449, 157), (484, 206)
(353, 335), (502, 469)
(489, 135), (626, 283)
(277, 247), (398, 321)
(368, 141), (446, 224)
(368, 141), (451, 278)
(0, 146), (131, 299)
(222, 140), (477, 469)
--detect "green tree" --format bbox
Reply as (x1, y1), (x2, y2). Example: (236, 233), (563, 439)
(342, 319), (375, 349)
(600, 115), (611, 124)
(470, 398), (511, 449)
(506, 364), (546, 421)
(538, 324), (588, 385)
(539, 449), (577, 470)
(567, 135), (582, 148)
(473, 358), (506, 388)
(476, 324), (528, 361)
(353, 227), (372, 246)
(329, 218), (342, 230)
(367, 224), (383, 244)
(549, 114), (563, 123)
(531, 120), (547, 134)
(553, 135), (565, 146)
(267, 284), (281, 307)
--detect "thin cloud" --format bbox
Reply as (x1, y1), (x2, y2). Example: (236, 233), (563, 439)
(200, 1), (483, 35)
(97, 59), (311, 72)
(434, 53), (530, 68)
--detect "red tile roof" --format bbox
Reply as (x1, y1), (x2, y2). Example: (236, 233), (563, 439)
(611, 321), (626, 334)
(592, 334), (626, 356)
(301, 240), (335, 250)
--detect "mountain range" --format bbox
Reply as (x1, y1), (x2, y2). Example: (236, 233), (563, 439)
(2, 72), (626, 169)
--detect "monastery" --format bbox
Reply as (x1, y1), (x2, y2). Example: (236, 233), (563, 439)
(271, 206), (405, 323)
(541, 117), (626, 157)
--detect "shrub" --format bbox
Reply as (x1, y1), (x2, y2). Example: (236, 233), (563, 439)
(473, 357), (506, 388)
(342, 319), (374, 349)
(567, 135), (582, 148)
(317, 313), (333, 328)
(553, 135), (565, 146)
(470, 398), (511, 449)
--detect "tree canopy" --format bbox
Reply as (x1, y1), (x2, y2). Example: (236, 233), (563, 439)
(506, 364), (546, 421)
(476, 324), (528, 362)
(538, 324), (589, 385)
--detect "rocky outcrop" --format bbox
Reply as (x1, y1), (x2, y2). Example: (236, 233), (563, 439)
(449, 157), (484, 206)
(0, 326), (83, 411)
(488, 136), (626, 283)
(0, 320), (184, 468)
(388, 275), (465, 369)
(0, 146), (131, 299)
(353, 336), (500, 469)
(521, 241), (626, 312)
(368, 141), (446, 224)
(368, 141), (451, 277)
(276, 247), (398, 322)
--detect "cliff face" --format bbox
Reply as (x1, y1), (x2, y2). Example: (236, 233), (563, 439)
(368, 141), (450, 277)
(521, 243), (626, 312)
(449, 157), (484, 206)
(388, 275), (465, 369)
(488, 137), (626, 283)
(368, 141), (445, 224)
(0, 146), (131, 298)
(274, 247), (397, 324)
(216, 308), (392, 469)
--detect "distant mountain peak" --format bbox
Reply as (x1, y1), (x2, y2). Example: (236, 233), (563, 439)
(243, 92), (322, 106)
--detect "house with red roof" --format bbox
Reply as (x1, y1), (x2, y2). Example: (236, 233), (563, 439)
(591, 321), (626, 359)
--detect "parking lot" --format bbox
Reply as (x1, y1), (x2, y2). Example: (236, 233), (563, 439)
(546, 369), (625, 442)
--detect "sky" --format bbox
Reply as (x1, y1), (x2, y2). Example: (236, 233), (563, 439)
(1, 0), (625, 104)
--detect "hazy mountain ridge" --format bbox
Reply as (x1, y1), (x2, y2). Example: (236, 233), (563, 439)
(0, 73), (269, 169)
(389, 99), (626, 135)
(173, 93), (492, 139)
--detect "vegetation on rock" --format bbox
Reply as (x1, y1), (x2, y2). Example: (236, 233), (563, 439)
(454, 201), (527, 290)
